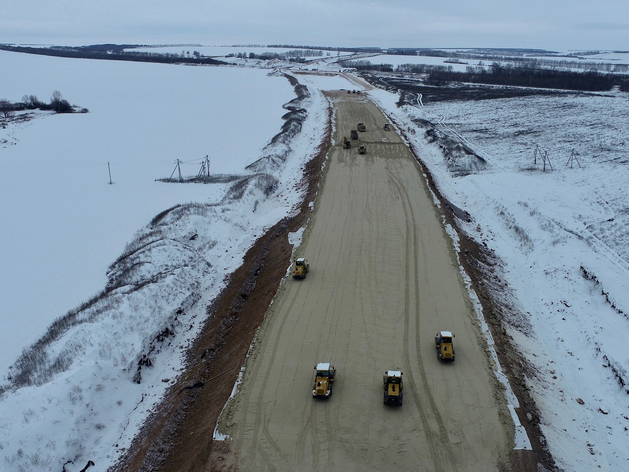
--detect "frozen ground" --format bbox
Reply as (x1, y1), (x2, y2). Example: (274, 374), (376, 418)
(0, 50), (350, 471)
(370, 84), (629, 471)
(0, 50), (294, 375)
(2, 45), (628, 471)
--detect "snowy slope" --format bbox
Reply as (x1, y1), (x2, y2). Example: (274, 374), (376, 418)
(3, 45), (628, 471)
(370, 84), (629, 471)
(0, 50), (293, 375)
(0, 51), (352, 472)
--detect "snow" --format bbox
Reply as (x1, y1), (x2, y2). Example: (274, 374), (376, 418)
(3, 44), (629, 472)
(368, 54), (473, 72)
(0, 50), (293, 375)
(0, 50), (346, 471)
(370, 82), (629, 471)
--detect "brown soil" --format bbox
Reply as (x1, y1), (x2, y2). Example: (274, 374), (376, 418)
(111, 108), (333, 472)
(394, 125), (556, 472)
(113, 90), (555, 472)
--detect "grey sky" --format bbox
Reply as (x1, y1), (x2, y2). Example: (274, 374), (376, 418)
(2, 0), (628, 50)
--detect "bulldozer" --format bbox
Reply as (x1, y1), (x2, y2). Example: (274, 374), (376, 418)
(358, 145), (366, 155)
(313, 363), (335, 398)
(383, 370), (403, 406)
(435, 331), (455, 361)
(357, 123), (366, 132)
(292, 257), (310, 279)
(383, 123), (390, 131)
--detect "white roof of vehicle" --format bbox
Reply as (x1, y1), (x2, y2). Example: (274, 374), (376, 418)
(386, 370), (402, 377)
(440, 330), (454, 337)
(296, 257), (306, 262)
(316, 362), (330, 370)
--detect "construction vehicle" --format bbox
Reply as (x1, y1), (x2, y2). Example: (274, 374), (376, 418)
(384, 123), (390, 131)
(344, 136), (351, 149)
(292, 257), (310, 279)
(383, 370), (403, 406)
(435, 331), (456, 361)
(357, 123), (366, 132)
(313, 363), (335, 398)
(358, 145), (366, 155)
(350, 130), (358, 140)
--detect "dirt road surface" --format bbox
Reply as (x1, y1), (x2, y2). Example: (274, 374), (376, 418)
(217, 93), (513, 471)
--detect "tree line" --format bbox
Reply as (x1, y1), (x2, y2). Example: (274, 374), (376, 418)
(0, 44), (225, 66)
(427, 63), (628, 92)
(340, 60), (394, 72)
(0, 91), (87, 122)
(230, 49), (330, 62)
(341, 59), (629, 92)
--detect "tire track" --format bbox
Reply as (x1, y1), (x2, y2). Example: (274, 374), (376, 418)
(387, 165), (459, 471)
(386, 165), (443, 472)
(236, 282), (304, 467)
(225, 93), (510, 471)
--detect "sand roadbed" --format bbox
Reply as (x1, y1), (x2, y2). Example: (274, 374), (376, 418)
(216, 93), (513, 471)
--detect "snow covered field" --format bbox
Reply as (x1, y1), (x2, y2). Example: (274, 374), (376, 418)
(0, 50), (294, 374)
(0, 49), (348, 471)
(371, 84), (629, 471)
(2, 45), (628, 471)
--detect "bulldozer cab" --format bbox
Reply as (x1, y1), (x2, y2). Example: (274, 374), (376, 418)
(293, 257), (309, 279)
(313, 363), (335, 398)
(383, 370), (403, 406)
(435, 331), (455, 361)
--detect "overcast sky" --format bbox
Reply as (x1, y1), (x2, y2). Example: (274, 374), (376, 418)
(2, 0), (628, 51)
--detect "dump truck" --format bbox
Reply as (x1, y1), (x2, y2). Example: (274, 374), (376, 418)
(435, 331), (455, 361)
(383, 370), (403, 406)
(344, 136), (351, 149)
(358, 145), (366, 155)
(313, 362), (335, 398)
(357, 123), (366, 132)
(350, 130), (358, 140)
(292, 257), (310, 279)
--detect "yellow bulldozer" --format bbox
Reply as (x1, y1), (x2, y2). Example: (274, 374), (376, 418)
(383, 370), (403, 406)
(292, 257), (310, 279)
(312, 363), (335, 398)
(435, 331), (456, 361)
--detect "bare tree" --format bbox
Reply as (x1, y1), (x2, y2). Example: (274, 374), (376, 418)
(0, 99), (15, 123)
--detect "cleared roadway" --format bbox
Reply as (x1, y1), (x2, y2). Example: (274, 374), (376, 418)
(217, 93), (513, 471)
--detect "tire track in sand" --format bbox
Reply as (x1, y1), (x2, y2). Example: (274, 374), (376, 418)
(387, 164), (458, 472)
(235, 282), (304, 470)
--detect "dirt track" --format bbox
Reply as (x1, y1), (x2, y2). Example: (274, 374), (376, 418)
(216, 94), (513, 471)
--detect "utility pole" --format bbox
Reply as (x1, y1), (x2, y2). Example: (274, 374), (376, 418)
(565, 149), (581, 168)
(534, 144), (553, 172)
(169, 159), (183, 182)
(197, 155), (210, 179)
